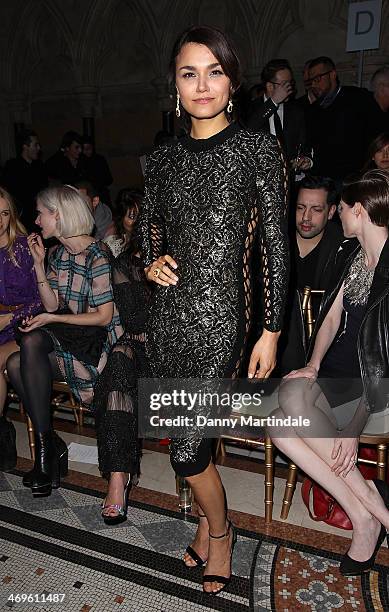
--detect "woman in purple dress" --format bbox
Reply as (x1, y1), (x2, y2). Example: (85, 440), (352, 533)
(0, 188), (41, 470)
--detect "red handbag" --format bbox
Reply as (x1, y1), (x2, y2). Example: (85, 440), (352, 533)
(301, 447), (388, 530)
(301, 477), (352, 529)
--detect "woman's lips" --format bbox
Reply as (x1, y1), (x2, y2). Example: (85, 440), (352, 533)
(193, 98), (214, 104)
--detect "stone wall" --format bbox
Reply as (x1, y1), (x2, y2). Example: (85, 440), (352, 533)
(1, 0), (388, 191)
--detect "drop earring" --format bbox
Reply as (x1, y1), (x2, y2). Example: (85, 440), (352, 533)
(227, 99), (233, 114)
(176, 92), (181, 118)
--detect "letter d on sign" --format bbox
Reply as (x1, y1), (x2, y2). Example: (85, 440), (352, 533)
(346, 0), (382, 52)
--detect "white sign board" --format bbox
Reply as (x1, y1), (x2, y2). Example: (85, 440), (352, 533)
(346, 0), (382, 52)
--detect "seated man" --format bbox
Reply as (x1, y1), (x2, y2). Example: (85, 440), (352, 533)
(277, 175), (344, 374)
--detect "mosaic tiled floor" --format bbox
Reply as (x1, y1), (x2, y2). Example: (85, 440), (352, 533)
(0, 472), (389, 611)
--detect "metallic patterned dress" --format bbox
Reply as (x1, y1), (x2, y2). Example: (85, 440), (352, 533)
(138, 123), (289, 463)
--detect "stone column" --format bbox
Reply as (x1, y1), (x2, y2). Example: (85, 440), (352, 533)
(74, 86), (99, 145)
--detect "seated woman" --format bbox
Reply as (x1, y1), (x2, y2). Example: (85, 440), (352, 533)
(94, 235), (151, 524)
(270, 169), (389, 576)
(6, 185), (123, 497)
(363, 132), (389, 171)
(0, 188), (41, 471)
(104, 189), (142, 257)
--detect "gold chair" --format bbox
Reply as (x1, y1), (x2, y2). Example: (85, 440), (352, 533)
(279, 286), (389, 521)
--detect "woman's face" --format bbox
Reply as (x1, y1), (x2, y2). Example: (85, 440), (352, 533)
(175, 43), (231, 120)
(338, 199), (359, 238)
(35, 201), (59, 239)
(0, 197), (10, 246)
(373, 143), (389, 170)
(122, 206), (138, 234)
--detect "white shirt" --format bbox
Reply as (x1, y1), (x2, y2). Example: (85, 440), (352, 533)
(264, 94), (284, 136)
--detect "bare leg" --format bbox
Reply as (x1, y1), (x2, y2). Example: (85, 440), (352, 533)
(274, 379), (389, 532)
(0, 341), (19, 416)
(102, 472), (129, 517)
(270, 379), (389, 562)
(186, 463), (233, 593)
(273, 435), (383, 561)
(183, 499), (209, 567)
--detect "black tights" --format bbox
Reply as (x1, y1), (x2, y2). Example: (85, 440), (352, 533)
(6, 330), (62, 434)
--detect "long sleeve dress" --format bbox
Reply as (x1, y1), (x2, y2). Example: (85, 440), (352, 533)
(138, 123), (289, 470)
(0, 235), (42, 345)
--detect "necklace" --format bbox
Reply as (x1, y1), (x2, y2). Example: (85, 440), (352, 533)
(344, 249), (375, 306)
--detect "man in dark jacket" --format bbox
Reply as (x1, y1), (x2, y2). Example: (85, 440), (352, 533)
(2, 129), (47, 230)
(277, 176), (344, 374)
(45, 131), (85, 185)
(82, 137), (113, 205)
(307, 56), (374, 181)
(246, 59), (312, 172)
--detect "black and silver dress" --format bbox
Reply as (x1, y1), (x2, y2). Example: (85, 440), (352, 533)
(138, 123), (289, 476)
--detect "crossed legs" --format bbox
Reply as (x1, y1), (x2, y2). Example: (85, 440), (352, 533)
(270, 379), (389, 562)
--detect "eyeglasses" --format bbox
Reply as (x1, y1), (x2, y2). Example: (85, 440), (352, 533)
(310, 70), (332, 84)
(270, 80), (296, 88)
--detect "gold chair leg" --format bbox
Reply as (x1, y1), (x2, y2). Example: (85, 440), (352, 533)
(280, 462), (298, 520)
(376, 443), (387, 480)
(215, 438), (226, 460)
(69, 394), (79, 426)
(78, 405), (84, 428)
(26, 414), (35, 462)
(264, 435), (274, 524)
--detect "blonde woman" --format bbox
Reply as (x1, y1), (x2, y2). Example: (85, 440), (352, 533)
(0, 188), (41, 470)
(7, 185), (122, 497)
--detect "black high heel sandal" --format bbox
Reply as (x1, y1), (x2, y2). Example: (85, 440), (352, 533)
(202, 520), (237, 595)
(184, 513), (207, 568)
(340, 479), (389, 576)
(101, 475), (131, 525)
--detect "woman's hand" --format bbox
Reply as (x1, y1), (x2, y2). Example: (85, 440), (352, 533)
(248, 330), (280, 379)
(146, 255), (178, 287)
(0, 313), (12, 331)
(27, 233), (46, 266)
(284, 364), (318, 380)
(331, 437), (359, 477)
(19, 313), (57, 332)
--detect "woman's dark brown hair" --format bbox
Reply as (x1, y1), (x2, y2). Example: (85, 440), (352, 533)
(169, 25), (242, 127)
(114, 188), (143, 253)
(362, 132), (389, 172)
(342, 169), (389, 227)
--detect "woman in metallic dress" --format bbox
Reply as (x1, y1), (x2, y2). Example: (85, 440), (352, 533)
(138, 26), (289, 594)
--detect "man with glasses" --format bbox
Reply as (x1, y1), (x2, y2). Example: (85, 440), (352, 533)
(369, 66), (389, 135)
(247, 59), (312, 173)
(307, 56), (374, 182)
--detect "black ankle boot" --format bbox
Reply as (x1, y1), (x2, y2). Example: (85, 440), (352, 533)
(23, 432), (68, 488)
(29, 431), (58, 497)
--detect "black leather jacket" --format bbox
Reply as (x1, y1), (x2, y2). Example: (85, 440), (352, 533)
(307, 237), (389, 414)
